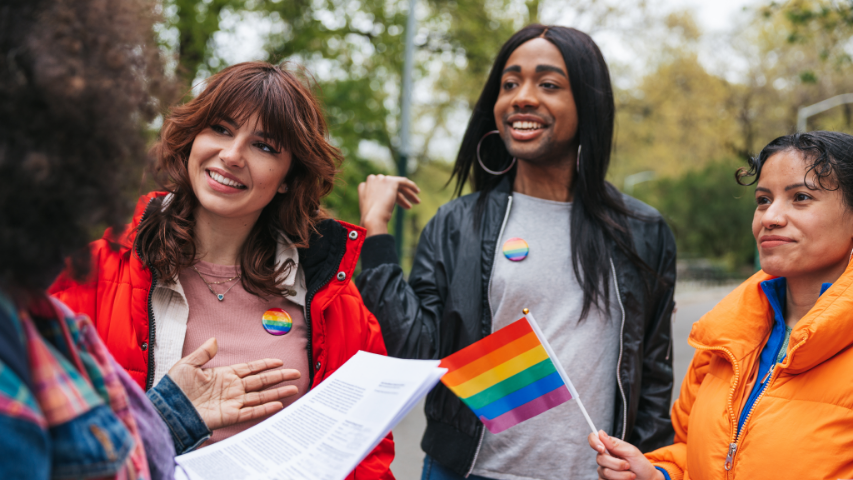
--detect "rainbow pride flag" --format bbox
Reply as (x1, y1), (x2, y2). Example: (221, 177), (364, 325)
(439, 316), (576, 434)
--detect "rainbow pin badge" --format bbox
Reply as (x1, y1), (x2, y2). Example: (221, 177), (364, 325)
(262, 308), (293, 336)
(502, 237), (529, 262)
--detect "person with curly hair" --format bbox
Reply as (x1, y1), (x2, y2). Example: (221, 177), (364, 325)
(48, 60), (395, 477)
(588, 132), (853, 480)
(0, 0), (301, 479)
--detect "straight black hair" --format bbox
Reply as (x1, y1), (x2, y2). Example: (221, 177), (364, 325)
(737, 131), (853, 209)
(450, 24), (652, 321)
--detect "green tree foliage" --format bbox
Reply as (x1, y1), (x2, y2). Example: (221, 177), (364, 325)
(633, 160), (756, 271)
(611, 2), (853, 271)
(155, 0), (853, 272)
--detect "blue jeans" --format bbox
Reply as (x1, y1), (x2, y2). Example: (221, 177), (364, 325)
(421, 455), (495, 480)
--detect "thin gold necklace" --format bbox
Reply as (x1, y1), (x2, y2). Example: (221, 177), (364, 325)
(192, 266), (241, 302)
(191, 266), (239, 284)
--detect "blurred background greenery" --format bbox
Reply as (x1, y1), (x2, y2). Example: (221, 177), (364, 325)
(151, 0), (853, 279)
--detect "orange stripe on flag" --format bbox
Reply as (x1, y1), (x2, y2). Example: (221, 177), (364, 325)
(441, 332), (541, 387)
(439, 318), (533, 371)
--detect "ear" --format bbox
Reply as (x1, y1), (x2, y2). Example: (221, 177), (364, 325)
(277, 183), (288, 194)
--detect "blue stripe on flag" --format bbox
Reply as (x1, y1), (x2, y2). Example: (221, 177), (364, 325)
(472, 371), (566, 420)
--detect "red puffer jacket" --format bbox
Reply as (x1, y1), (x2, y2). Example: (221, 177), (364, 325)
(49, 192), (395, 479)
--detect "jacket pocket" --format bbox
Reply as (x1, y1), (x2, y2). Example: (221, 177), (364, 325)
(49, 404), (134, 479)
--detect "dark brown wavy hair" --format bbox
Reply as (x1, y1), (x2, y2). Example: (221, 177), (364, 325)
(136, 62), (341, 297)
(0, 0), (171, 294)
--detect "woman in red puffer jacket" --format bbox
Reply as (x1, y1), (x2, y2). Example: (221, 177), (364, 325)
(50, 61), (394, 480)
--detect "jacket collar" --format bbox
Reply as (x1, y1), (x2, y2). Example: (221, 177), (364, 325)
(129, 192), (360, 307)
(689, 255), (853, 373)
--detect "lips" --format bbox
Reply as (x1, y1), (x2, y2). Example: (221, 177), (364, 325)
(759, 235), (795, 249)
(505, 114), (549, 141)
(206, 168), (246, 193)
(512, 121), (545, 131)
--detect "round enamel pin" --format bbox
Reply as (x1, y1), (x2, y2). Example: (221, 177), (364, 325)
(502, 237), (529, 262)
(262, 308), (293, 336)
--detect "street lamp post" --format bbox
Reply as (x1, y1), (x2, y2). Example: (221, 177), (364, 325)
(623, 171), (656, 195)
(797, 93), (853, 132)
(395, 0), (417, 261)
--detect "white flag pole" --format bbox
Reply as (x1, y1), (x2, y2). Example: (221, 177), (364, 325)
(524, 309), (599, 436)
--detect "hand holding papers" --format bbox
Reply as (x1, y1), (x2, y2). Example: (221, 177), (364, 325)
(175, 351), (446, 480)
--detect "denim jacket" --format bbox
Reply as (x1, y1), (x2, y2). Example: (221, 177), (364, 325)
(0, 291), (210, 480)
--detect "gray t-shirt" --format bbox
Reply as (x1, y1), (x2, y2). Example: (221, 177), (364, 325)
(471, 192), (621, 480)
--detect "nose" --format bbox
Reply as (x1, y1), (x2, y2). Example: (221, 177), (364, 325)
(512, 80), (539, 110)
(219, 138), (246, 168)
(761, 199), (787, 230)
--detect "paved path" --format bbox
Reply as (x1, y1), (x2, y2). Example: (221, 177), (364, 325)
(388, 283), (739, 479)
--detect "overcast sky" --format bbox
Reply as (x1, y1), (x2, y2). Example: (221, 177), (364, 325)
(685, 0), (757, 31)
(214, 0), (762, 69)
(208, 0), (765, 163)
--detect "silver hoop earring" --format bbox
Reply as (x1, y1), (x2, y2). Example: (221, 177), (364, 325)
(477, 130), (516, 175)
(576, 144), (582, 173)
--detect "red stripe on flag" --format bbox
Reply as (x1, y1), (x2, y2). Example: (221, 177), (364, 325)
(439, 317), (532, 371)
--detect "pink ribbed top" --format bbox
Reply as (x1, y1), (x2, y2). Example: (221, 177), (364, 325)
(179, 261), (309, 442)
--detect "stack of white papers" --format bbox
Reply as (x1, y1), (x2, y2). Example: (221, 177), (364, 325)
(175, 351), (446, 480)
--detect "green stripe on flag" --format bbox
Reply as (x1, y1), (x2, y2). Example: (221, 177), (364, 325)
(462, 358), (557, 410)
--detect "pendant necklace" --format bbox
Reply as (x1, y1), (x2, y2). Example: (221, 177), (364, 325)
(193, 266), (241, 302)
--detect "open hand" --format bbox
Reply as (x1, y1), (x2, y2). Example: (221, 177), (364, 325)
(358, 174), (421, 236)
(168, 338), (301, 430)
(588, 430), (664, 480)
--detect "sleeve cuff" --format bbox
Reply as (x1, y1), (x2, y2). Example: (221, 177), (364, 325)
(147, 375), (211, 455)
(360, 234), (398, 270)
(655, 466), (672, 480)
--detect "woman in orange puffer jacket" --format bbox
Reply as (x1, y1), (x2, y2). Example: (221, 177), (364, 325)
(588, 131), (853, 480)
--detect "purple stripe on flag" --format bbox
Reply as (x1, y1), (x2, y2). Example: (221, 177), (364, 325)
(479, 386), (573, 434)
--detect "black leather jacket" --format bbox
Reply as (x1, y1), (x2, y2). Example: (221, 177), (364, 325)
(356, 177), (676, 476)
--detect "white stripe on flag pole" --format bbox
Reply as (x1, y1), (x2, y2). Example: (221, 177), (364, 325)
(525, 311), (599, 436)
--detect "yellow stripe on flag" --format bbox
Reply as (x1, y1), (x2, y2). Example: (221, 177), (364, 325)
(448, 345), (549, 399)
(442, 332), (541, 387)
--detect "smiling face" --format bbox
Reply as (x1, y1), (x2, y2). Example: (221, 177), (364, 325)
(493, 38), (578, 165)
(187, 112), (292, 222)
(753, 149), (853, 282)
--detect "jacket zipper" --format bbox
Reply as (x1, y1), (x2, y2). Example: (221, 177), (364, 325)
(609, 259), (628, 440)
(722, 335), (807, 473)
(686, 340), (741, 473)
(465, 194), (513, 477)
(303, 243), (347, 391)
(135, 197), (158, 391)
(145, 270), (159, 390)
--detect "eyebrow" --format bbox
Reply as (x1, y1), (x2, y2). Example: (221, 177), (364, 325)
(535, 65), (566, 77)
(501, 64), (567, 77)
(754, 183), (811, 194)
(222, 117), (273, 140)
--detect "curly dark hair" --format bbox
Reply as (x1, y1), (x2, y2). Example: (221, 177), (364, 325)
(137, 62), (341, 298)
(0, 0), (172, 293)
(736, 131), (853, 208)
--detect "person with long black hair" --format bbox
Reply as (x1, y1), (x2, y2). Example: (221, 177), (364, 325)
(356, 25), (676, 480)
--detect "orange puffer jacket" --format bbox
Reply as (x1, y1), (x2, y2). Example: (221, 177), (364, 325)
(646, 264), (853, 480)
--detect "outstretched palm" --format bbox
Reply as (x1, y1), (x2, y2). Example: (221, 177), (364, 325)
(167, 338), (301, 430)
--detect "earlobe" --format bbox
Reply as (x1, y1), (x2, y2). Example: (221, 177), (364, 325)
(278, 183), (288, 194)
